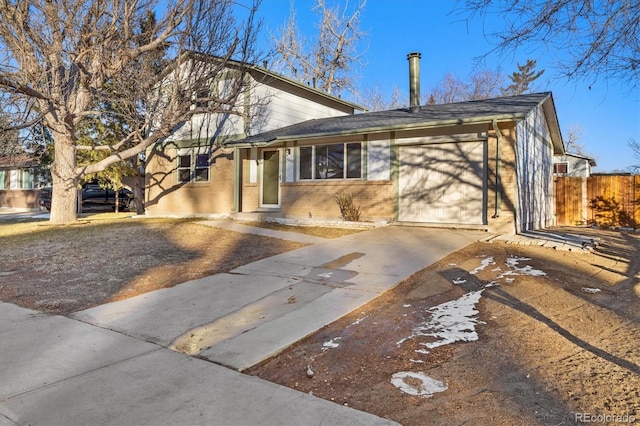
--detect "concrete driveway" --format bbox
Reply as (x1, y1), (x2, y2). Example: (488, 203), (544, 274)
(1, 223), (484, 425)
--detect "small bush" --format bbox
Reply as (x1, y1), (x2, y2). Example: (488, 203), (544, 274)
(334, 191), (361, 222)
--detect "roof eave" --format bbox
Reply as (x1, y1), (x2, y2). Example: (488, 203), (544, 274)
(232, 113), (527, 146)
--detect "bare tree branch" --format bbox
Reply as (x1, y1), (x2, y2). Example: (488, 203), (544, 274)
(460, 0), (640, 86)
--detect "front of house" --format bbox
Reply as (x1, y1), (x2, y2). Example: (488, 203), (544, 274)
(144, 62), (364, 217)
(146, 55), (565, 234)
(0, 155), (44, 211)
(230, 92), (564, 234)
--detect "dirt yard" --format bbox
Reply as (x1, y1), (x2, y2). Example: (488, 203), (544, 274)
(0, 216), (313, 315)
(246, 227), (640, 425)
(1, 217), (638, 425)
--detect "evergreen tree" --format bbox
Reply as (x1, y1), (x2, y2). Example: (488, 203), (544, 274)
(502, 59), (544, 96)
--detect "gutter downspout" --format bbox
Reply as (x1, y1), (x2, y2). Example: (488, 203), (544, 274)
(492, 119), (502, 218)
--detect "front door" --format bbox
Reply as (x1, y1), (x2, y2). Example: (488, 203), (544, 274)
(261, 149), (280, 207)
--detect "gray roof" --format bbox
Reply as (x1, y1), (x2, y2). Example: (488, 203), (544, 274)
(228, 92), (557, 147)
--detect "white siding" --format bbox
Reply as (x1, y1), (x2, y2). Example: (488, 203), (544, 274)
(248, 83), (349, 135)
(168, 113), (245, 142)
(367, 139), (391, 180)
(516, 104), (555, 232)
(249, 147), (258, 183)
(553, 154), (592, 177)
(165, 73), (351, 142)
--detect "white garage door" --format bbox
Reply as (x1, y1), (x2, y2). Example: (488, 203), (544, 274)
(398, 142), (485, 224)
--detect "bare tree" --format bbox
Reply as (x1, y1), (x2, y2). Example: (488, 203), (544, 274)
(461, 0), (640, 86)
(563, 125), (589, 156)
(427, 69), (504, 104)
(270, 0), (367, 96)
(357, 84), (404, 111)
(0, 0), (261, 224)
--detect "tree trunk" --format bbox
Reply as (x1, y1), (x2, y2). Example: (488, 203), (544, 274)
(133, 173), (145, 215)
(49, 135), (79, 224)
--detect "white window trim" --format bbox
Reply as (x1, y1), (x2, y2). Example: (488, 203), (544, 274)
(297, 142), (363, 181)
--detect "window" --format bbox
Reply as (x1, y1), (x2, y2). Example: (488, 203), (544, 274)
(554, 162), (568, 174)
(298, 143), (362, 180)
(4, 169), (35, 190)
(177, 149), (210, 183)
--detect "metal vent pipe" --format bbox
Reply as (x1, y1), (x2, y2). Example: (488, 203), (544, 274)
(407, 52), (421, 112)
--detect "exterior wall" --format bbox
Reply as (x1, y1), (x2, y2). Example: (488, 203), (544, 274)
(0, 189), (41, 210)
(248, 82), (350, 135)
(145, 143), (235, 216)
(240, 148), (260, 212)
(164, 72), (354, 144)
(553, 155), (592, 178)
(0, 166), (44, 210)
(280, 180), (394, 222)
(486, 123), (519, 234)
(149, 68), (359, 217)
(515, 105), (555, 231)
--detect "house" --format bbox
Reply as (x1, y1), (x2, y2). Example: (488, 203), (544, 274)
(553, 152), (596, 177)
(144, 59), (365, 216)
(147, 53), (566, 234)
(0, 154), (44, 211)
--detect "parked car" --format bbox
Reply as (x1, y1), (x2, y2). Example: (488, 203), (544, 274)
(39, 183), (134, 212)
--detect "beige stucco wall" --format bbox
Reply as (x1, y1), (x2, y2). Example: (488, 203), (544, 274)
(485, 123), (519, 234)
(0, 189), (41, 210)
(280, 180), (394, 222)
(145, 144), (235, 216)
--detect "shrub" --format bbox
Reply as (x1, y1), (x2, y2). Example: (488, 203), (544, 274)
(334, 191), (361, 222)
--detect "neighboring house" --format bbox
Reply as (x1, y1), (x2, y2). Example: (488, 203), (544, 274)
(147, 54), (565, 234)
(0, 154), (44, 211)
(144, 60), (365, 216)
(553, 152), (596, 177)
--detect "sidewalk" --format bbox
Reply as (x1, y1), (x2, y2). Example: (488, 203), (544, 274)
(1, 222), (484, 425)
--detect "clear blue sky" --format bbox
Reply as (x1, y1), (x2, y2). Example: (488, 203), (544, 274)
(255, 0), (640, 172)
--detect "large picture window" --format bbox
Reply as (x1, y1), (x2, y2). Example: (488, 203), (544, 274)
(177, 149), (210, 183)
(299, 143), (362, 180)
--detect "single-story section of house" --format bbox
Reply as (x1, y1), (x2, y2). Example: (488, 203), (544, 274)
(228, 91), (565, 234)
(553, 152), (596, 177)
(0, 154), (44, 211)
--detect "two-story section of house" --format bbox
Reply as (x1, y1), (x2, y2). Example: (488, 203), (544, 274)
(144, 59), (365, 217)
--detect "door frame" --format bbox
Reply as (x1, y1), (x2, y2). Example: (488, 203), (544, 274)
(260, 148), (281, 208)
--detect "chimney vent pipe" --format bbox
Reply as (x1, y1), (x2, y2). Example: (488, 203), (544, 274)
(407, 52), (421, 112)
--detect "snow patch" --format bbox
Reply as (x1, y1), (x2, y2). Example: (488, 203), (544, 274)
(348, 315), (370, 327)
(506, 257), (546, 276)
(452, 278), (467, 285)
(397, 290), (485, 352)
(469, 257), (495, 275)
(322, 337), (342, 351)
(391, 372), (448, 398)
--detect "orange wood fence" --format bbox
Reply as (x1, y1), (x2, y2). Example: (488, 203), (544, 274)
(555, 175), (640, 228)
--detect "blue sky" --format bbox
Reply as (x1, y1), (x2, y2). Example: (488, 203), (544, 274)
(255, 0), (640, 172)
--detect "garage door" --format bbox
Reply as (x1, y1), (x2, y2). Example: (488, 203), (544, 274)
(398, 142), (485, 224)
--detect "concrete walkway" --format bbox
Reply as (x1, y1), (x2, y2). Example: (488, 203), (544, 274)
(1, 223), (485, 425)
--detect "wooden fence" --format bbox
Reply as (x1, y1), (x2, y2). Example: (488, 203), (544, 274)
(555, 175), (640, 228)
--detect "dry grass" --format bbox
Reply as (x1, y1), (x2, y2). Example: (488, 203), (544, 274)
(0, 214), (306, 315)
